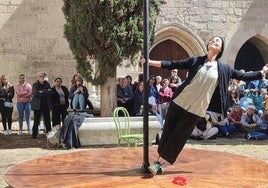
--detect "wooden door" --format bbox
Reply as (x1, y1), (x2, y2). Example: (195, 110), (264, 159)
(149, 39), (189, 81)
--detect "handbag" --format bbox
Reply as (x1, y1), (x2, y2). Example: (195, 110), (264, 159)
(4, 101), (13, 108)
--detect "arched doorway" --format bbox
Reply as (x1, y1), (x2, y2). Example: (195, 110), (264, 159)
(234, 36), (267, 72)
(149, 39), (189, 81)
(148, 25), (206, 81)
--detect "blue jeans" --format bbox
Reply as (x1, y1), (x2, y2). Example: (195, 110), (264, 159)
(218, 124), (237, 135)
(72, 94), (85, 110)
(17, 102), (31, 132)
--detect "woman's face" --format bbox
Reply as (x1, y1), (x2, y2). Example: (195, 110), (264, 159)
(2, 76), (7, 85)
(208, 36), (222, 53)
(138, 82), (144, 92)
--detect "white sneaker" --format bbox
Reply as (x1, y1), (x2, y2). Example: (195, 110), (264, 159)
(3, 130), (8, 135)
(8, 130), (12, 135)
(17, 130), (23, 135)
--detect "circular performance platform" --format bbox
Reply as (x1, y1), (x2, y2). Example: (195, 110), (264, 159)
(5, 147), (268, 188)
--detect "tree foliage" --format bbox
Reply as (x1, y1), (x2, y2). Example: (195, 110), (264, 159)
(62, 0), (160, 85)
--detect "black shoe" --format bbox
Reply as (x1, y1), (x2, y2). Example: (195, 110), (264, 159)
(226, 133), (232, 139)
(31, 134), (37, 139)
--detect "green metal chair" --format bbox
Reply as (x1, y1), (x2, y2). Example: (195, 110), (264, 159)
(113, 107), (143, 147)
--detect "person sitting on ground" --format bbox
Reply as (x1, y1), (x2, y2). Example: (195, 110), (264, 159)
(240, 104), (261, 134)
(69, 77), (89, 111)
(227, 103), (243, 133)
(210, 111), (237, 138)
(191, 113), (219, 140)
(244, 110), (268, 140)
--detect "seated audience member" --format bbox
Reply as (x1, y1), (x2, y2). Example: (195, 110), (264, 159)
(117, 77), (133, 113)
(125, 75), (133, 89)
(227, 103), (243, 132)
(252, 89), (264, 115)
(50, 78), (69, 126)
(158, 78), (173, 121)
(227, 90), (239, 112)
(240, 104), (261, 134)
(131, 81), (156, 116)
(210, 112), (237, 138)
(261, 89), (268, 111)
(239, 89), (253, 111)
(132, 73), (143, 91)
(191, 114), (218, 140)
(69, 77), (89, 110)
(244, 111), (268, 140)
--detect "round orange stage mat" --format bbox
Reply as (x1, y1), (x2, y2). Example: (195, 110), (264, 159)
(5, 147), (268, 188)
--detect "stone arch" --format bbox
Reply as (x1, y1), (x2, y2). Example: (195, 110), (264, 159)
(151, 25), (206, 56)
(234, 35), (268, 71)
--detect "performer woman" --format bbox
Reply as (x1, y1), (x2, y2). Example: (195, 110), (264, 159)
(142, 36), (268, 175)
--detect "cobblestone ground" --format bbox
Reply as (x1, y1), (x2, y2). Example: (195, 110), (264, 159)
(1, 123), (268, 187)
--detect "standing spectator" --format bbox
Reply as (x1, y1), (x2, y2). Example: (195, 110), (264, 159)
(69, 77), (89, 110)
(117, 77), (133, 113)
(169, 75), (180, 93)
(155, 75), (162, 92)
(0, 75), (15, 135)
(168, 69), (182, 86)
(158, 78), (173, 121)
(31, 72), (52, 139)
(15, 74), (32, 135)
(50, 78), (69, 126)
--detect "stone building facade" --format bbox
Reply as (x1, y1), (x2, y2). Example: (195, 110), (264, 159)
(0, 0), (267, 118)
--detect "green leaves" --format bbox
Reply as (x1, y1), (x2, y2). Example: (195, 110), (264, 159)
(62, 0), (159, 85)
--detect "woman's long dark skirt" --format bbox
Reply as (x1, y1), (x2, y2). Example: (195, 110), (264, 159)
(158, 101), (200, 164)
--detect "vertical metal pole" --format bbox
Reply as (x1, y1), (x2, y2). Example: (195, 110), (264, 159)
(140, 0), (150, 173)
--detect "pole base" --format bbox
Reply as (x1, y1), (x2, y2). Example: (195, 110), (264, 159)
(139, 161), (151, 174)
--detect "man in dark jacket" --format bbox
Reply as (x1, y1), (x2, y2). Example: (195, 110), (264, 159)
(31, 72), (52, 139)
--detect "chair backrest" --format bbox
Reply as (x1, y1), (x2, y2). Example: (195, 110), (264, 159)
(113, 107), (131, 138)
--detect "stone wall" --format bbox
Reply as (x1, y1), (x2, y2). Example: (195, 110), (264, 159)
(0, 0), (76, 119)
(0, 0), (267, 119)
(155, 0), (268, 66)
